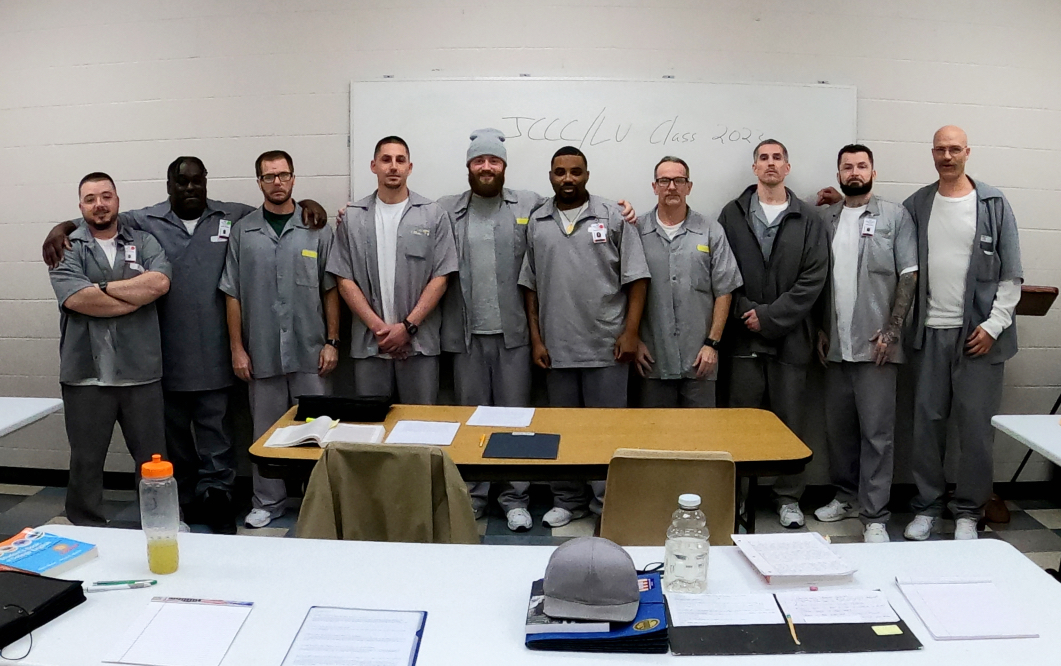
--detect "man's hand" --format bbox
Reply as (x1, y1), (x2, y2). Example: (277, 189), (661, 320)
(318, 344), (338, 376)
(816, 329), (829, 367)
(376, 323), (410, 355)
(231, 346), (253, 382)
(693, 345), (718, 379)
(335, 203), (352, 226)
(816, 187), (842, 206)
(614, 330), (639, 363)
(965, 325), (995, 357)
(634, 340), (654, 377)
(43, 222), (76, 269)
(741, 309), (761, 332)
(617, 200), (637, 224)
(531, 341), (551, 369)
(869, 329), (898, 366)
(298, 199), (328, 230)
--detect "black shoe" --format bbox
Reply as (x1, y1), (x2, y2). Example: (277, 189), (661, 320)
(202, 488), (237, 535)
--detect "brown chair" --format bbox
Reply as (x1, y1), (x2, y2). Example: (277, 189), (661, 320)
(599, 448), (735, 547)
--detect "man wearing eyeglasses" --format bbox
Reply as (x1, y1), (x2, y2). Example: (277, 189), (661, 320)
(634, 156), (743, 407)
(220, 150), (339, 529)
(900, 126), (1023, 542)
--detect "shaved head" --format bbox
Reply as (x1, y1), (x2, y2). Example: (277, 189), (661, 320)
(931, 125), (972, 186)
(933, 125), (968, 148)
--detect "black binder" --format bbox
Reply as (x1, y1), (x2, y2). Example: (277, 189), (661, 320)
(483, 432), (560, 459)
(0, 570), (86, 648)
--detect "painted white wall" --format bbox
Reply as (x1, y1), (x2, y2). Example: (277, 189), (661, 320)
(1, 0), (1058, 481)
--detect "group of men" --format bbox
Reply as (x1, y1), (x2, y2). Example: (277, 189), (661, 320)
(44, 123), (1021, 543)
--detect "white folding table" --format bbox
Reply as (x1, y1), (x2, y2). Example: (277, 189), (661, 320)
(0, 397), (62, 439)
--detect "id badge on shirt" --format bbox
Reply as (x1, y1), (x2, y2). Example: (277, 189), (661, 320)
(124, 245), (137, 262)
(212, 219), (232, 243)
(588, 222), (608, 244)
(861, 217), (877, 237)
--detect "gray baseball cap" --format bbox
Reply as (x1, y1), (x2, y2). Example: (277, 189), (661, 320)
(542, 537), (640, 622)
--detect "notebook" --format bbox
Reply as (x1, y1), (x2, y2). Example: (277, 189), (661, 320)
(0, 570), (86, 649)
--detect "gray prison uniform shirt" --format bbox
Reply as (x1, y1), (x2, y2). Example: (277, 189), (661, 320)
(218, 203), (336, 379)
(822, 195), (919, 364)
(326, 190), (458, 358)
(638, 207), (743, 380)
(49, 220), (173, 385)
(749, 194), (788, 263)
(437, 188), (546, 353)
(466, 195), (505, 334)
(518, 195), (651, 369)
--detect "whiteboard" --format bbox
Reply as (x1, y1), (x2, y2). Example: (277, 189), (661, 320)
(351, 79), (855, 219)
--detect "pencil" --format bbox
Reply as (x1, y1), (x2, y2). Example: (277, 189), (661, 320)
(785, 614), (800, 646)
(478, 434), (487, 448)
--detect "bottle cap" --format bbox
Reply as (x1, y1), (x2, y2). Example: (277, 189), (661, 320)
(678, 493), (701, 510)
(141, 454), (173, 479)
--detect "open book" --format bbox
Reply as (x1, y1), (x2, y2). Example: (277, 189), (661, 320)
(263, 417), (386, 449)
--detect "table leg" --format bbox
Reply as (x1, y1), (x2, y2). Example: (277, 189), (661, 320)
(734, 476), (758, 534)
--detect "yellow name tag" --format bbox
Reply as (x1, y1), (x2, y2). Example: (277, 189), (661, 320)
(872, 625), (903, 636)
(696, 244), (710, 253)
(301, 249), (318, 258)
(516, 217), (529, 225)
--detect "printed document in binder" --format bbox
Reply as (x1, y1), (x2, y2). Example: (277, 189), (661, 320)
(896, 577), (1038, 640)
(731, 533), (856, 583)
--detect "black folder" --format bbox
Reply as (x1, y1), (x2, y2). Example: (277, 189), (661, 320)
(483, 432), (560, 459)
(0, 570), (86, 648)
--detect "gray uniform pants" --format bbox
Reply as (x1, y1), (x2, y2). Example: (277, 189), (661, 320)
(61, 382), (165, 526)
(547, 364), (629, 512)
(824, 361), (897, 524)
(248, 372), (326, 516)
(164, 388), (235, 506)
(457, 334), (532, 514)
(728, 356), (808, 505)
(910, 327), (1004, 520)
(640, 377), (716, 408)
(354, 355), (439, 405)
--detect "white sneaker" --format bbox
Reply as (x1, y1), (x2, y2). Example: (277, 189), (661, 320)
(903, 515), (937, 541)
(244, 508), (273, 529)
(814, 499), (859, 522)
(954, 517), (979, 540)
(779, 503), (805, 528)
(506, 508), (533, 532)
(542, 506), (588, 528)
(863, 523), (890, 543)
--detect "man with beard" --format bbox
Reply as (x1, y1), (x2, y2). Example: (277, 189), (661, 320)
(519, 146), (650, 528)
(48, 173), (172, 526)
(220, 150), (339, 529)
(41, 157), (327, 534)
(901, 126), (1023, 541)
(718, 139), (829, 529)
(813, 144), (917, 543)
(327, 137), (457, 405)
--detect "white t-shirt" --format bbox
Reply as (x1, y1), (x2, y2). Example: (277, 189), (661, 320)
(760, 200), (788, 226)
(656, 212), (685, 240)
(374, 196), (408, 326)
(180, 216), (200, 235)
(926, 190), (977, 328)
(831, 205), (867, 360)
(95, 236), (118, 268)
(560, 203), (587, 235)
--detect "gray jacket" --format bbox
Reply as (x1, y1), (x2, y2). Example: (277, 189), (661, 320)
(822, 195), (918, 364)
(903, 179), (1023, 364)
(437, 188), (545, 353)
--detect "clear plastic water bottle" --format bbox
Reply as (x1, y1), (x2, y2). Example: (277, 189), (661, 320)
(663, 493), (710, 593)
(140, 454), (180, 575)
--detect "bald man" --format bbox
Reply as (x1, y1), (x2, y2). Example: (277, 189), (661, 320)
(901, 126), (1023, 541)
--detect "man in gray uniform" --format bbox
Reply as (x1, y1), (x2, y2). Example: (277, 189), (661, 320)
(220, 150), (339, 529)
(519, 145), (650, 528)
(717, 139), (829, 529)
(49, 173), (172, 526)
(635, 156), (743, 407)
(327, 136), (458, 405)
(902, 126), (1023, 541)
(813, 145), (918, 543)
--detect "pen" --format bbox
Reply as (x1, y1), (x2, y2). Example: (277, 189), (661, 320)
(86, 580), (158, 592)
(785, 613), (801, 646)
(478, 434), (487, 448)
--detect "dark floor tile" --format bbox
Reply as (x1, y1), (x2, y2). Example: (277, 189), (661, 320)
(994, 529), (1061, 553)
(985, 511), (1047, 531)
(0, 495), (28, 514)
(828, 535), (863, 544)
(0, 491), (67, 534)
(1011, 498), (1060, 510)
(482, 533), (565, 546)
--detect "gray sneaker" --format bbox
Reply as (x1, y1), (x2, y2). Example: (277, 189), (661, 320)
(779, 503), (805, 528)
(814, 499), (859, 522)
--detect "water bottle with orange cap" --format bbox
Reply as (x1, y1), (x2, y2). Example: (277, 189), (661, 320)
(140, 454), (180, 575)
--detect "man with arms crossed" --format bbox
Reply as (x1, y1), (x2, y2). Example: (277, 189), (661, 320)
(902, 126), (1023, 541)
(635, 156), (742, 407)
(519, 146), (651, 528)
(49, 173), (172, 526)
(220, 151), (339, 529)
(327, 137), (457, 405)
(718, 139), (829, 529)
(813, 144), (918, 543)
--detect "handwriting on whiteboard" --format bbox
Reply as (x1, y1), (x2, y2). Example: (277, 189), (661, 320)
(500, 108), (764, 150)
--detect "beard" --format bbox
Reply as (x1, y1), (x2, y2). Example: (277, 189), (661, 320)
(86, 211), (117, 230)
(468, 169), (504, 198)
(839, 177), (873, 197)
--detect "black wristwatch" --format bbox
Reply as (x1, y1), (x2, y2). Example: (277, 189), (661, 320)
(325, 338), (340, 348)
(703, 337), (721, 350)
(99, 281), (109, 295)
(402, 319), (419, 336)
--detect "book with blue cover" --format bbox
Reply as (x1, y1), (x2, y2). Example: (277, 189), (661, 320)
(525, 572), (668, 653)
(0, 528), (98, 577)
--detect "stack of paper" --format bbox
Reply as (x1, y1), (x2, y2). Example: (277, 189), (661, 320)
(105, 597), (253, 666)
(896, 577), (1038, 640)
(384, 420), (461, 446)
(731, 533), (856, 583)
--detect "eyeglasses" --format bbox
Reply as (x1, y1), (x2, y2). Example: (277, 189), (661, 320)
(259, 172), (293, 184)
(655, 177), (690, 187)
(932, 147), (965, 157)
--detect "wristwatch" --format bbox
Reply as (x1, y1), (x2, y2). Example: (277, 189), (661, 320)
(99, 281), (109, 295)
(402, 319), (419, 336)
(703, 337), (721, 350)
(325, 339), (340, 349)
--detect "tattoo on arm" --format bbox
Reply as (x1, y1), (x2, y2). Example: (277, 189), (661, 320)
(882, 272), (917, 344)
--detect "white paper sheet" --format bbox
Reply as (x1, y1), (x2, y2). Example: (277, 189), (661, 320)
(774, 589), (899, 624)
(384, 420), (461, 446)
(281, 607), (426, 666)
(465, 406), (535, 428)
(104, 597), (253, 666)
(666, 593), (784, 627)
(897, 579), (1038, 640)
(731, 533), (856, 580)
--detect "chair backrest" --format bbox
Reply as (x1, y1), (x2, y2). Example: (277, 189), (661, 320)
(600, 448), (735, 547)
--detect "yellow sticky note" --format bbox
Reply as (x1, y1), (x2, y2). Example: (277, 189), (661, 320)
(516, 217), (529, 225)
(872, 625), (902, 636)
(696, 244), (710, 253)
(301, 249), (318, 258)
